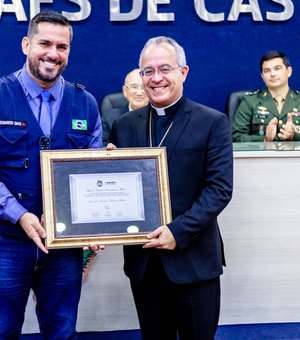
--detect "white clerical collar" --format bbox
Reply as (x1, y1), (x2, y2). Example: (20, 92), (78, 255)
(150, 96), (182, 116)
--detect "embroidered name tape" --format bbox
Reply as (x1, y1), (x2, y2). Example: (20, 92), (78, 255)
(0, 120), (27, 127)
(72, 119), (87, 130)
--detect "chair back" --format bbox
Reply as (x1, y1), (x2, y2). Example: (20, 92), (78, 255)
(225, 90), (251, 126)
(100, 92), (128, 117)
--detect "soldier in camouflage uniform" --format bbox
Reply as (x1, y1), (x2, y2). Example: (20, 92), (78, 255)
(232, 51), (300, 142)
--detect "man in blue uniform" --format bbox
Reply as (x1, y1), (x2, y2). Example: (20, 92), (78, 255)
(0, 11), (102, 339)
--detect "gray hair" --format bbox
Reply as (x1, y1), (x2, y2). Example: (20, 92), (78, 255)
(138, 36), (186, 68)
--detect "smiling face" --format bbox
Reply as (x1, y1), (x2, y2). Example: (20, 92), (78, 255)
(122, 69), (149, 110)
(22, 22), (71, 89)
(140, 42), (189, 107)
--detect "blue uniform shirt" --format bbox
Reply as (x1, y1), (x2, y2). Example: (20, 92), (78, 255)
(15, 66), (64, 129)
(0, 68), (102, 224)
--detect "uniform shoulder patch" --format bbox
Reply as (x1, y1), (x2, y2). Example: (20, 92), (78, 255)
(75, 83), (85, 90)
(244, 89), (260, 96)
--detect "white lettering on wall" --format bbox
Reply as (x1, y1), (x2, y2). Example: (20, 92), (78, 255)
(0, 0), (27, 21)
(110, 0), (143, 21)
(62, 0), (91, 21)
(228, 0), (263, 22)
(0, 0), (296, 22)
(147, 0), (174, 22)
(30, 0), (52, 19)
(266, 0), (294, 21)
(194, 0), (224, 22)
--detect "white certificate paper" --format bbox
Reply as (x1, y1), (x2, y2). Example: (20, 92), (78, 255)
(69, 172), (145, 224)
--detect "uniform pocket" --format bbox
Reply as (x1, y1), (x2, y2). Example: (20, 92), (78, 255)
(67, 131), (93, 149)
(0, 129), (28, 167)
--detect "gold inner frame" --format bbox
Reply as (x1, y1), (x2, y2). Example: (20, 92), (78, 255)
(40, 147), (172, 249)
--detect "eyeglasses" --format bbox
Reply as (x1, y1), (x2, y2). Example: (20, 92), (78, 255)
(140, 65), (182, 77)
(124, 84), (145, 92)
(39, 136), (51, 150)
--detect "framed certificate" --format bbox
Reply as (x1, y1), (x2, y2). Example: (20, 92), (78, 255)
(40, 147), (172, 248)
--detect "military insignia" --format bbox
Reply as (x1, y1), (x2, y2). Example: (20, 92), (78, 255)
(256, 105), (270, 116)
(257, 105), (268, 111)
(258, 125), (264, 136)
(295, 126), (300, 133)
(291, 108), (300, 116)
(245, 90), (259, 96)
(72, 119), (87, 130)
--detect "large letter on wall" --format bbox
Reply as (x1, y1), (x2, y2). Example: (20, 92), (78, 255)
(110, 0), (143, 21)
(63, 0), (91, 21)
(148, 0), (174, 21)
(228, 0), (263, 21)
(30, 0), (52, 19)
(194, 0), (224, 22)
(0, 0), (27, 21)
(266, 0), (294, 21)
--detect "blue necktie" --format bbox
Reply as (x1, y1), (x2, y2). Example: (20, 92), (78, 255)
(39, 91), (52, 135)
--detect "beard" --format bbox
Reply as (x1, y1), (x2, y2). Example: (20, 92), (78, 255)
(28, 58), (66, 84)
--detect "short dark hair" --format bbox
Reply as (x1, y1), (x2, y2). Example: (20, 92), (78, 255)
(260, 51), (290, 72)
(27, 11), (73, 42)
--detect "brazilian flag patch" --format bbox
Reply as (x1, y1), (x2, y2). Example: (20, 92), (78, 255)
(72, 119), (87, 130)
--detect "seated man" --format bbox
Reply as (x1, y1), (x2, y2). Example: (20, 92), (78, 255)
(101, 69), (149, 145)
(232, 51), (300, 142)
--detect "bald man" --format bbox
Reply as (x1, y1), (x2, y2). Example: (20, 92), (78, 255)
(101, 69), (149, 145)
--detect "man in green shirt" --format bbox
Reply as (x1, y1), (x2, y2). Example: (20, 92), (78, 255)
(232, 51), (300, 142)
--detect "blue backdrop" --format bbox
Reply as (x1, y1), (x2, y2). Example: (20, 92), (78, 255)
(1, 1), (300, 112)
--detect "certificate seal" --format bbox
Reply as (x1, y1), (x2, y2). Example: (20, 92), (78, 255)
(127, 225), (139, 233)
(56, 222), (66, 233)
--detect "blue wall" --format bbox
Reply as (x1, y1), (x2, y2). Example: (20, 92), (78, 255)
(1, 1), (300, 113)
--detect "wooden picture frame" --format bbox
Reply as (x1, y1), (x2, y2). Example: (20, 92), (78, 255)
(40, 147), (172, 248)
